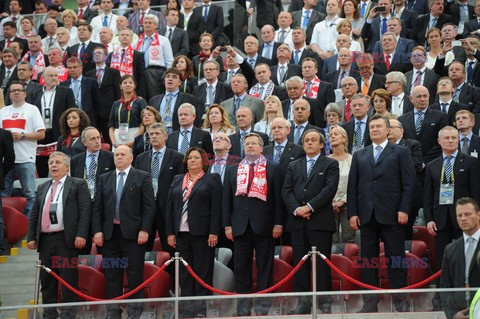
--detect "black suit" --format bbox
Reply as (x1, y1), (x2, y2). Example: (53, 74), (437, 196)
(325, 69), (361, 89)
(193, 81), (233, 111)
(341, 119), (372, 153)
(440, 235), (480, 319)
(459, 83), (480, 114)
(356, 74), (386, 96)
(291, 10), (325, 44)
(448, 2), (476, 28)
(415, 13), (454, 46)
(166, 127), (214, 156)
(186, 9), (206, 57)
(0, 65), (19, 92)
(463, 18), (480, 38)
(347, 142), (416, 307)
(229, 130), (269, 157)
(270, 63), (303, 87)
(60, 76), (101, 126)
(76, 7), (98, 22)
(398, 8), (418, 39)
(245, 55), (272, 70)
(222, 162), (283, 314)
(92, 167), (155, 317)
(405, 68), (439, 105)
(430, 101), (469, 127)
(27, 176), (91, 318)
(373, 52), (413, 76)
(166, 173), (222, 316)
(70, 150), (115, 185)
(289, 48), (321, 67)
(66, 41), (104, 74)
(149, 92), (200, 130)
(398, 108), (448, 164)
(193, 4), (223, 39)
(424, 152), (480, 271)
(133, 147), (183, 253)
(282, 155), (339, 307)
(257, 42), (281, 66)
(0, 128), (14, 190)
(459, 134), (480, 158)
(0, 37), (28, 57)
(160, 26), (189, 57)
(288, 122), (324, 146)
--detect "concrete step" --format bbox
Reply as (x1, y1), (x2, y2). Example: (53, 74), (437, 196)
(1, 291), (34, 307)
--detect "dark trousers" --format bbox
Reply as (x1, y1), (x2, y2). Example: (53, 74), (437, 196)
(176, 232), (214, 317)
(360, 214), (407, 305)
(234, 224), (274, 315)
(435, 210), (463, 272)
(36, 129), (55, 178)
(103, 225), (146, 318)
(97, 117), (111, 146)
(39, 231), (78, 319)
(144, 67), (165, 101)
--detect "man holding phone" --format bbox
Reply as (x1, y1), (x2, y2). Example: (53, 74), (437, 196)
(360, 0), (393, 52)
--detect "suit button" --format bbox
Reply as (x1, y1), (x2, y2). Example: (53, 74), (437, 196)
(373, 180), (376, 183)
(304, 189), (307, 191)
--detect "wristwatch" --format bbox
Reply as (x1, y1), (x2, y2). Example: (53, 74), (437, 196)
(21, 132), (25, 140)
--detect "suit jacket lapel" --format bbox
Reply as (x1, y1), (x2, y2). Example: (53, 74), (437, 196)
(159, 149), (171, 176)
(62, 176), (72, 209)
(189, 175), (204, 198)
(121, 168), (135, 197)
(306, 155), (323, 184)
(375, 143), (393, 165)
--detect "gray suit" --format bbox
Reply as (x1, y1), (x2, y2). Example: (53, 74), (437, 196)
(404, 68), (439, 105)
(291, 9), (325, 45)
(160, 26), (189, 57)
(220, 95), (264, 129)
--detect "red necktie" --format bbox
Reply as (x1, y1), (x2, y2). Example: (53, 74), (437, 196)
(96, 68), (102, 83)
(344, 99), (351, 122)
(78, 8), (83, 20)
(11, 16), (16, 22)
(140, 12), (145, 26)
(41, 181), (60, 232)
(247, 163), (255, 191)
(385, 54), (391, 71)
(6, 39), (10, 48)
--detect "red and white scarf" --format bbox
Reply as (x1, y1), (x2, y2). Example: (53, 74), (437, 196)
(135, 32), (163, 66)
(182, 171), (205, 201)
(249, 80), (275, 100)
(235, 155), (268, 202)
(303, 76), (322, 99)
(39, 64), (68, 86)
(110, 45), (134, 76)
(22, 50), (45, 81)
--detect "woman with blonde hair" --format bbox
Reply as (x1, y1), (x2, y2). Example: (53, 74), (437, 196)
(61, 9), (79, 46)
(202, 104), (235, 138)
(329, 125), (355, 243)
(254, 95), (284, 142)
(336, 19), (363, 52)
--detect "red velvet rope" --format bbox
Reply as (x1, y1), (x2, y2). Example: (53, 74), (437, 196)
(183, 255), (309, 295)
(321, 254), (443, 290)
(44, 260), (171, 301)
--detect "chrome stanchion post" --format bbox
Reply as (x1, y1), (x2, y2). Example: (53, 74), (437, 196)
(311, 247), (317, 319)
(33, 260), (41, 319)
(175, 252), (180, 319)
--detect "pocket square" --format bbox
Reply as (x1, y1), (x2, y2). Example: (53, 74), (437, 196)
(319, 172), (324, 175)
(104, 168), (109, 170)
(430, 123), (435, 126)
(169, 167), (173, 169)
(460, 169), (465, 172)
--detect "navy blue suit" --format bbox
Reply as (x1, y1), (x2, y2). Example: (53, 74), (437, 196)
(60, 77), (101, 126)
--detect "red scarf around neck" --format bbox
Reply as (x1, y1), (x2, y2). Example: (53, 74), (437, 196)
(120, 93), (137, 111)
(62, 131), (81, 149)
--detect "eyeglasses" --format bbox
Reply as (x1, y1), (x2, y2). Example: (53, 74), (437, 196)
(385, 81), (400, 86)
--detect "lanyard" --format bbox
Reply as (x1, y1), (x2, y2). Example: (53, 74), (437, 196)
(440, 160), (455, 184)
(182, 79), (187, 93)
(50, 184), (64, 203)
(197, 61), (202, 78)
(83, 155), (99, 179)
(42, 87), (56, 113)
(118, 102), (132, 124)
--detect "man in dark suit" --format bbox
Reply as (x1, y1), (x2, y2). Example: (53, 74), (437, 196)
(92, 145), (155, 319)
(448, 0), (475, 34)
(371, 17), (414, 55)
(193, 60), (232, 112)
(399, 85), (448, 164)
(249, 63), (287, 101)
(258, 25), (281, 65)
(302, 57), (335, 108)
(283, 129), (339, 314)
(448, 61), (480, 113)
(248, 0), (283, 29)
(27, 152), (91, 319)
(222, 132), (284, 316)
(270, 43), (303, 87)
(149, 68), (199, 131)
(0, 21), (28, 57)
(374, 32), (413, 76)
(356, 53), (386, 96)
(160, 8), (189, 57)
(414, 0), (454, 46)
(220, 49), (255, 86)
(440, 197), (480, 319)
(291, 1), (325, 45)
(61, 57), (101, 126)
(463, 35), (480, 88)
(0, 48), (19, 94)
(4, 61), (42, 105)
(243, 36), (272, 69)
(386, 71), (414, 116)
(228, 107), (269, 158)
(341, 94), (372, 153)
(456, 110), (480, 157)
(194, 0), (223, 39)
(86, 46), (121, 145)
(392, 1), (418, 39)
(31, 66), (76, 143)
(134, 122), (183, 253)
(348, 114), (416, 312)
(66, 22), (103, 75)
(0, 128), (14, 255)
(76, 0), (98, 23)
(430, 77), (469, 127)
(324, 48), (361, 90)
(289, 27), (322, 67)
(424, 126), (480, 278)
(360, 0), (393, 52)
(127, 0), (165, 34)
(405, 46), (439, 104)
(166, 103), (214, 155)
(320, 35), (353, 79)
(182, 0), (205, 57)
(463, 12), (480, 38)
(287, 99), (324, 145)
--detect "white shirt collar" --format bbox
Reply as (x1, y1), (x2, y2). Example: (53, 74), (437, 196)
(372, 139), (388, 149)
(116, 166), (132, 176)
(464, 228), (480, 244)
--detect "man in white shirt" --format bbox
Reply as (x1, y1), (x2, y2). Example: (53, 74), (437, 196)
(0, 81), (46, 218)
(41, 18), (59, 53)
(112, 16), (139, 46)
(386, 71), (409, 116)
(91, 0), (119, 43)
(310, 0), (341, 60)
(0, 0), (22, 41)
(99, 27), (117, 54)
(275, 11), (294, 48)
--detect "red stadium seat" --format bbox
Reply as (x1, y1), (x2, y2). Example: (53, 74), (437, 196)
(252, 258), (294, 293)
(330, 254), (361, 292)
(152, 238), (162, 252)
(123, 263), (172, 298)
(101, 143), (111, 151)
(275, 245), (293, 264)
(2, 197), (27, 214)
(344, 243), (360, 260)
(77, 265), (106, 299)
(154, 251), (171, 267)
(379, 240), (428, 259)
(413, 226), (436, 271)
(2, 206), (28, 246)
(379, 252), (430, 289)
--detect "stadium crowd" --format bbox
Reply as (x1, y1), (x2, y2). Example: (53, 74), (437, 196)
(0, 0), (480, 318)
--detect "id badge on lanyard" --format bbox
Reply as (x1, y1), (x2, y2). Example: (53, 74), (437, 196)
(439, 183), (454, 205)
(119, 123), (129, 141)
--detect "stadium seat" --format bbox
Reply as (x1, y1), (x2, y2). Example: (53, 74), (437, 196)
(77, 265), (106, 299)
(252, 258), (294, 293)
(152, 238), (162, 252)
(2, 206), (28, 246)
(275, 245), (293, 264)
(216, 247), (233, 266)
(379, 240), (428, 259)
(379, 252), (430, 289)
(101, 143), (111, 151)
(330, 254), (361, 292)
(413, 226), (436, 271)
(2, 197), (27, 214)
(123, 263), (172, 298)
(213, 260), (235, 293)
(154, 251), (171, 268)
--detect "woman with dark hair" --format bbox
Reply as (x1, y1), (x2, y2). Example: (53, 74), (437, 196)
(57, 108), (90, 158)
(202, 104), (235, 138)
(108, 74), (147, 149)
(166, 147), (222, 318)
(19, 17), (36, 39)
(173, 55), (198, 94)
(371, 89), (394, 118)
(166, 0), (184, 28)
(425, 28), (454, 69)
(133, 106), (162, 156)
(340, 0), (364, 38)
(192, 33), (224, 80)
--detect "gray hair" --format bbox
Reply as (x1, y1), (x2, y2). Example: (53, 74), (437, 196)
(386, 71), (406, 88)
(232, 73), (248, 85)
(324, 103), (342, 120)
(81, 126), (99, 142)
(149, 122), (168, 135)
(381, 31), (397, 42)
(144, 14), (159, 25)
(438, 125), (458, 138)
(286, 76), (303, 87)
(48, 151), (70, 167)
(178, 103), (196, 115)
(48, 46), (62, 54)
(341, 76), (358, 86)
(245, 132), (264, 147)
(17, 60), (33, 71)
(269, 117), (291, 129)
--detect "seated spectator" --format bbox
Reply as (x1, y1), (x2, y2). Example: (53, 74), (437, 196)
(370, 88), (393, 118)
(18, 17), (36, 40)
(336, 19), (363, 53)
(173, 55), (198, 95)
(57, 108), (90, 158)
(61, 9), (78, 46)
(254, 95), (285, 142)
(108, 74), (147, 148)
(202, 104), (235, 139)
(133, 106), (162, 156)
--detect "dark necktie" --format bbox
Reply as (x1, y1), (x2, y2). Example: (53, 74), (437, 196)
(115, 172), (125, 220)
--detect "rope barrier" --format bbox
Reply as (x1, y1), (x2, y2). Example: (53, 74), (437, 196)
(182, 254), (309, 295)
(319, 253), (443, 290)
(37, 259), (172, 301)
